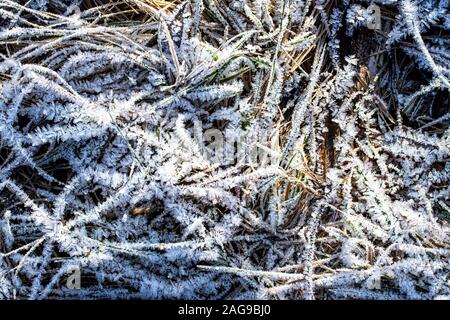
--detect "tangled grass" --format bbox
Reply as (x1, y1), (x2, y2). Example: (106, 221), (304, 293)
(0, 0), (449, 299)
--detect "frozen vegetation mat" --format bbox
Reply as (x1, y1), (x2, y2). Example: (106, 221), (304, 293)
(0, 0), (449, 299)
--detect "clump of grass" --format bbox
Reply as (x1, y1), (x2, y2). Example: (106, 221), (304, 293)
(0, 0), (449, 300)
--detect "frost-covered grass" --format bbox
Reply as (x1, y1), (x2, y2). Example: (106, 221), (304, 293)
(0, 0), (449, 300)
